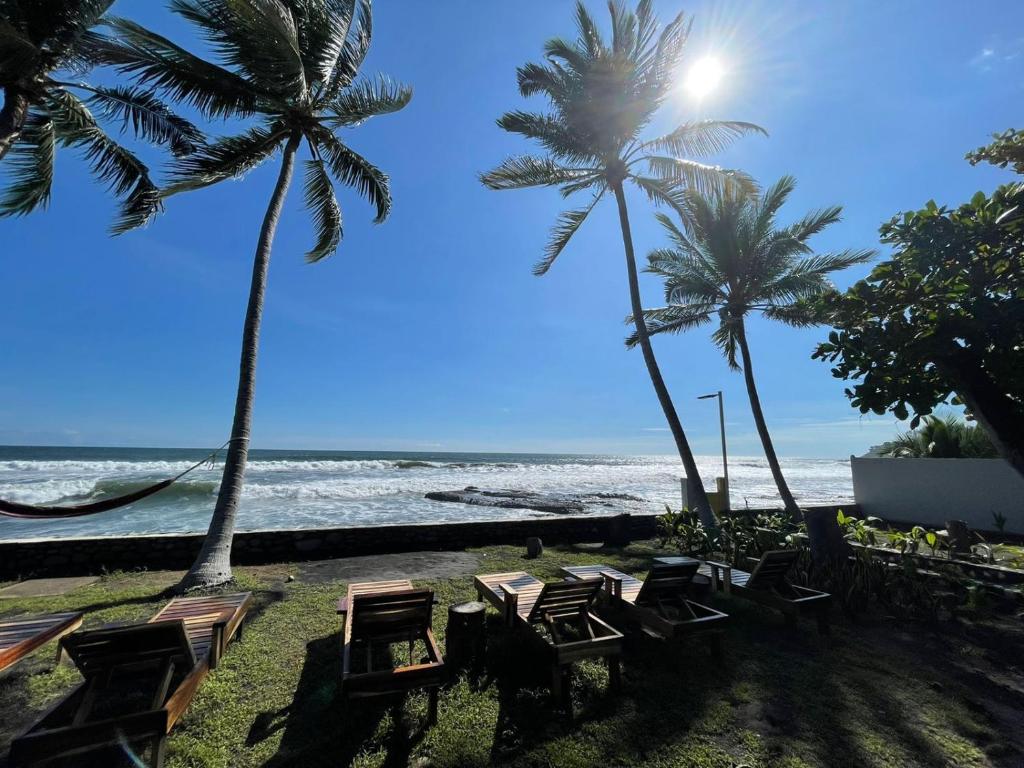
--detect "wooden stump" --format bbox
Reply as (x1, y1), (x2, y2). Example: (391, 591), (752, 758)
(446, 601), (486, 674)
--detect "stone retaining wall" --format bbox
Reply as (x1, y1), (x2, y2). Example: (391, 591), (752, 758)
(0, 504), (853, 580)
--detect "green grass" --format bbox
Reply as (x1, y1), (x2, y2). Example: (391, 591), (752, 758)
(1, 541), (1020, 767)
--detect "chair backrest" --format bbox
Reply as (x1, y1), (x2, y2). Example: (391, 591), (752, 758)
(635, 561), (699, 606)
(526, 578), (603, 624)
(746, 549), (800, 591)
(350, 588), (434, 640)
(62, 620), (196, 681)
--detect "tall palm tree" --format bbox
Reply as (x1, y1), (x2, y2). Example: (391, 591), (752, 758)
(0, 0), (200, 227)
(101, 0), (411, 590)
(481, 0), (764, 528)
(628, 177), (873, 555)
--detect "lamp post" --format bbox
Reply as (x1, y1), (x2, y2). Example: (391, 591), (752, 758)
(698, 391), (729, 510)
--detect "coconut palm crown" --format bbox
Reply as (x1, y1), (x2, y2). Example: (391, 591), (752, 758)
(480, 0), (764, 275)
(103, 0), (411, 259)
(0, 0), (200, 228)
(628, 176), (875, 519)
(481, 0), (765, 527)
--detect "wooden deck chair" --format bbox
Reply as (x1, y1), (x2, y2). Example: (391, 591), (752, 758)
(658, 550), (831, 634)
(9, 592), (252, 767)
(560, 563), (728, 656)
(0, 612), (84, 673)
(473, 572), (623, 710)
(337, 580), (445, 725)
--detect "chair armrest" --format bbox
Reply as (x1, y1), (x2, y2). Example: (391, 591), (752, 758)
(704, 560), (733, 594)
(598, 570), (623, 600)
(498, 582), (519, 626)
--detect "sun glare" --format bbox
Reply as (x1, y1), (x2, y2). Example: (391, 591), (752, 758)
(685, 56), (725, 100)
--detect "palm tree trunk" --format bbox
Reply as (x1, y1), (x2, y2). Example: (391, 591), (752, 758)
(734, 319), (848, 561)
(734, 319), (800, 518)
(0, 87), (31, 161)
(177, 133), (302, 592)
(612, 182), (715, 529)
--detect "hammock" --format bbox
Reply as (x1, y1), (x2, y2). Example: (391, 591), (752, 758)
(0, 443), (228, 520)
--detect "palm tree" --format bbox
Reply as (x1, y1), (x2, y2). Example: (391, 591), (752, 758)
(0, 0), (200, 227)
(628, 176), (873, 557)
(101, 0), (411, 590)
(480, 0), (764, 528)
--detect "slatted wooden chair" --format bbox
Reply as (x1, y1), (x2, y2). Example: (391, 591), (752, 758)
(0, 612), (84, 673)
(658, 550), (831, 634)
(560, 562), (728, 656)
(337, 580), (445, 725)
(9, 592), (252, 767)
(473, 572), (623, 710)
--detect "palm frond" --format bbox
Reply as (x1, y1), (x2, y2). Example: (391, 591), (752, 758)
(317, 130), (391, 222)
(325, 0), (371, 97)
(625, 303), (715, 347)
(711, 322), (740, 369)
(631, 174), (686, 215)
(302, 157), (342, 262)
(170, 0), (307, 97)
(535, 192), (603, 275)
(480, 155), (595, 191)
(326, 75), (412, 127)
(165, 123), (289, 195)
(46, 89), (160, 232)
(98, 16), (268, 119)
(640, 120), (766, 159)
(646, 155), (758, 199)
(516, 61), (563, 98)
(496, 110), (594, 165)
(789, 249), (875, 278)
(785, 204), (843, 242)
(0, 110), (54, 216)
(0, 18), (40, 77)
(81, 84), (202, 156)
(760, 301), (826, 328)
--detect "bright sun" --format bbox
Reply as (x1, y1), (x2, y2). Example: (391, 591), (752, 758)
(685, 56), (725, 99)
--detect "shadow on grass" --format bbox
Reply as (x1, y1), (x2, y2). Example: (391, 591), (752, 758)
(257, 633), (431, 768)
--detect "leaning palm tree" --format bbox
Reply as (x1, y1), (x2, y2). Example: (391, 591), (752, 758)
(0, 0), (200, 227)
(100, 0), (411, 590)
(481, 0), (764, 527)
(628, 176), (873, 556)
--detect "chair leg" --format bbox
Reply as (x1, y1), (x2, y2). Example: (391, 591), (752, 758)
(817, 607), (831, 637)
(607, 656), (622, 692)
(152, 736), (167, 768)
(427, 687), (439, 726)
(709, 632), (724, 663)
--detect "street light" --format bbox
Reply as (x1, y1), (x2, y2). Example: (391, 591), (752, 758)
(698, 391), (729, 510)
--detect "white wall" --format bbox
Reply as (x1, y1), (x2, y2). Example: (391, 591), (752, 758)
(851, 457), (1024, 534)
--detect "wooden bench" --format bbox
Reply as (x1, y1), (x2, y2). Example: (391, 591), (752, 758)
(561, 562), (728, 657)
(473, 571), (622, 711)
(658, 550), (831, 634)
(338, 580), (445, 725)
(9, 592), (252, 767)
(0, 612), (84, 673)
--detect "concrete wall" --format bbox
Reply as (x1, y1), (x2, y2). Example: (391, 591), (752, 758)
(851, 457), (1024, 534)
(0, 514), (658, 580)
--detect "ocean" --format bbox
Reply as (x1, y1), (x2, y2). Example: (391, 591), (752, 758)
(0, 446), (854, 540)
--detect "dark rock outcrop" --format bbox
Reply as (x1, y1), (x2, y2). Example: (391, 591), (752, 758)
(424, 486), (648, 515)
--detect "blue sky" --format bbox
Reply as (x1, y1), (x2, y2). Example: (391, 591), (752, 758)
(1, 1), (1022, 458)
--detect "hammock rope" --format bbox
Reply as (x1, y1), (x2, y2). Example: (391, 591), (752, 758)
(0, 441), (232, 520)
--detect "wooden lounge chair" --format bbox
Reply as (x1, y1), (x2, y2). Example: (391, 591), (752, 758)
(658, 550), (831, 634)
(0, 612), (84, 673)
(9, 592), (252, 767)
(337, 580), (445, 725)
(473, 572), (623, 710)
(560, 562), (728, 657)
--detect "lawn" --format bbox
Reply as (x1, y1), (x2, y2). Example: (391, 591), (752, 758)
(1, 540), (1022, 768)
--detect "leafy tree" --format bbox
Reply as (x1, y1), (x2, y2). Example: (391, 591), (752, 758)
(967, 128), (1024, 177)
(814, 184), (1024, 479)
(480, 0), (764, 528)
(629, 177), (872, 558)
(102, 0), (411, 590)
(0, 0), (199, 227)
